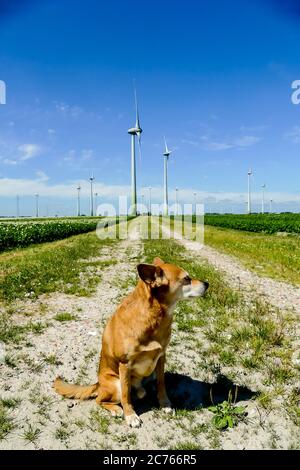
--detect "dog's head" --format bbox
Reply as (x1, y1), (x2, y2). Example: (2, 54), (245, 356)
(137, 257), (209, 305)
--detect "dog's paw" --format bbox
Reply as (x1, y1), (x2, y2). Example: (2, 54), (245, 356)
(125, 413), (142, 428)
(111, 408), (124, 418)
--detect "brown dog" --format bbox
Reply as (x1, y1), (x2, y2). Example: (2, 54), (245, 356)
(54, 257), (208, 427)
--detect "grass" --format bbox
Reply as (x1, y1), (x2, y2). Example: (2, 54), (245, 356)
(0, 313), (48, 344)
(0, 398), (21, 409)
(171, 441), (203, 450)
(54, 312), (77, 322)
(89, 408), (110, 434)
(55, 422), (72, 442)
(22, 423), (41, 444)
(0, 315), (27, 344)
(42, 353), (62, 366)
(0, 230), (116, 302)
(0, 404), (15, 440)
(204, 225), (300, 285)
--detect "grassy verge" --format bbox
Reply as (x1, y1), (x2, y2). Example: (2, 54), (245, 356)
(203, 225), (300, 285)
(0, 231), (116, 302)
(143, 237), (298, 427)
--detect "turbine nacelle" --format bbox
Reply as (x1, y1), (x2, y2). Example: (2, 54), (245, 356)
(163, 136), (172, 158)
(128, 126), (143, 136)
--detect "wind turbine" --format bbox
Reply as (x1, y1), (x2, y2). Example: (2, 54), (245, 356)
(163, 137), (172, 216)
(128, 86), (142, 216)
(94, 192), (98, 215)
(35, 193), (39, 218)
(247, 168), (252, 214)
(261, 183), (266, 214)
(77, 185), (81, 217)
(193, 192), (197, 216)
(175, 187), (179, 216)
(148, 186), (152, 216)
(89, 175), (95, 216)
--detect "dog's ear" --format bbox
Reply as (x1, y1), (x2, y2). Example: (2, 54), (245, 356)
(153, 257), (164, 266)
(137, 264), (166, 286)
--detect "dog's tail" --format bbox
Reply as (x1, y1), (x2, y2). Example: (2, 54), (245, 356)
(53, 376), (99, 400)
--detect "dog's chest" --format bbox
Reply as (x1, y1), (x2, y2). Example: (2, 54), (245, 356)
(131, 350), (163, 378)
(131, 336), (169, 378)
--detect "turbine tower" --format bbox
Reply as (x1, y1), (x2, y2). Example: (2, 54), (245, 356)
(128, 86), (142, 216)
(77, 185), (81, 217)
(35, 193), (39, 218)
(163, 137), (172, 216)
(261, 183), (266, 214)
(89, 175), (95, 216)
(247, 168), (252, 214)
(148, 186), (152, 216)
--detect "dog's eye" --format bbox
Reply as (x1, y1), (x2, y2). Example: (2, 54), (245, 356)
(183, 275), (191, 284)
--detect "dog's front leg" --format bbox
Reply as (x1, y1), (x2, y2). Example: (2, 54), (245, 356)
(156, 355), (172, 413)
(119, 362), (142, 428)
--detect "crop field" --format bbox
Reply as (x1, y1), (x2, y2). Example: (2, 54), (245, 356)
(0, 217), (130, 252)
(0, 216), (299, 450)
(203, 213), (300, 234)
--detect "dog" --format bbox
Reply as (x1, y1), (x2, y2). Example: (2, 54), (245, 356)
(54, 257), (209, 427)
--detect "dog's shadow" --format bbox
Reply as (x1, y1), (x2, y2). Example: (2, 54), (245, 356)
(133, 372), (255, 414)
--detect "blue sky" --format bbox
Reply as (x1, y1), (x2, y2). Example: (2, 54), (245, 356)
(0, 0), (300, 216)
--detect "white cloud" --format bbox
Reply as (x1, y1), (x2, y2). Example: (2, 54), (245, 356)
(35, 171), (49, 182)
(202, 135), (261, 151)
(54, 101), (83, 118)
(181, 139), (199, 147)
(3, 159), (18, 165)
(0, 176), (299, 207)
(18, 143), (42, 161)
(48, 128), (55, 135)
(183, 134), (262, 151)
(81, 149), (93, 160)
(285, 126), (300, 144)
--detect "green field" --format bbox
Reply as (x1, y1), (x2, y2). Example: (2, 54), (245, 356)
(203, 213), (300, 234)
(0, 216), (131, 252)
(204, 225), (300, 285)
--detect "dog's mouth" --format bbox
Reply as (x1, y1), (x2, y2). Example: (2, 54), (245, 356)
(182, 280), (209, 298)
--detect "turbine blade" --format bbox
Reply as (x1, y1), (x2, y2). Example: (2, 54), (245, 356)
(164, 135), (167, 152)
(164, 136), (173, 156)
(134, 85), (141, 129)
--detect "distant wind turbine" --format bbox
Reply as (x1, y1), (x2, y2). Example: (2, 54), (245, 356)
(128, 85), (142, 216)
(77, 185), (81, 217)
(261, 183), (266, 214)
(163, 137), (172, 216)
(89, 175), (95, 216)
(247, 168), (252, 214)
(35, 193), (39, 218)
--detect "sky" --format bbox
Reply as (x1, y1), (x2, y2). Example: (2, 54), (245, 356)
(0, 0), (300, 216)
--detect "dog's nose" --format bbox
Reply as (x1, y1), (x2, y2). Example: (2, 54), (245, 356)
(204, 281), (209, 289)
